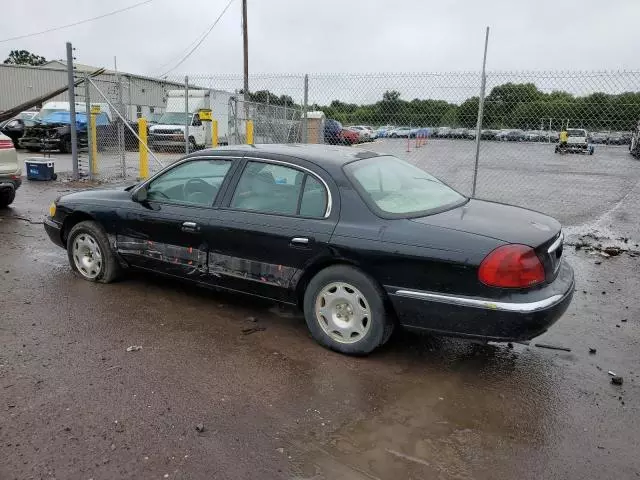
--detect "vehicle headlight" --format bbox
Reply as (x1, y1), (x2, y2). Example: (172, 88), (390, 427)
(49, 201), (56, 217)
(56, 126), (69, 135)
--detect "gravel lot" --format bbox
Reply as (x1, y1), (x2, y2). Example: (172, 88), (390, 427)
(2, 142), (640, 479)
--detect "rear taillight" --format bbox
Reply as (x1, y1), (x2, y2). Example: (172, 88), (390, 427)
(0, 139), (14, 150)
(479, 244), (545, 288)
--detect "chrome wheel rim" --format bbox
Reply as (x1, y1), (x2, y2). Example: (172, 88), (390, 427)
(72, 233), (102, 279)
(315, 282), (371, 344)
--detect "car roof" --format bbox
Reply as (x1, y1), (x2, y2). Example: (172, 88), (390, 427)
(191, 144), (383, 170)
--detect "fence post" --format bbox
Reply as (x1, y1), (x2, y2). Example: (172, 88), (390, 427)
(66, 42), (79, 180)
(184, 75), (190, 154)
(138, 118), (149, 179)
(84, 72), (94, 180)
(246, 120), (254, 145)
(303, 74), (309, 143)
(212, 120), (219, 147)
(90, 106), (98, 176)
(114, 58), (126, 178)
(472, 26), (490, 198)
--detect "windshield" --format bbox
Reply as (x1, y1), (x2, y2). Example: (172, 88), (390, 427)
(157, 112), (190, 125)
(34, 109), (67, 122)
(344, 156), (466, 217)
(567, 129), (586, 136)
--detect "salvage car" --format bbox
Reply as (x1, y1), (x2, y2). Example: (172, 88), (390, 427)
(0, 132), (21, 208)
(20, 110), (110, 153)
(44, 144), (574, 355)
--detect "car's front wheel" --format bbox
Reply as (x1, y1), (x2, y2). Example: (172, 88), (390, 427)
(303, 265), (394, 355)
(0, 189), (15, 208)
(67, 220), (121, 283)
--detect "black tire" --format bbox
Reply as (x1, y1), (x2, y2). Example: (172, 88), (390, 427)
(189, 137), (197, 152)
(0, 189), (16, 208)
(303, 265), (394, 355)
(66, 220), (121, 283)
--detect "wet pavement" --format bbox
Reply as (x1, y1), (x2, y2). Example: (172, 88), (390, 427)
(2, 151), (640, 479)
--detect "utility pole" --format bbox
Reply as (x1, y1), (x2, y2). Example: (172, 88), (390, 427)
(242, 0), (249, 97)
(66, 42), (79, 180)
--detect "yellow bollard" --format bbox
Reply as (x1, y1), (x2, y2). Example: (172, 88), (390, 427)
(138, 118), (149, 179)
(212, 119), (218, 147)
(246, 120), (254, 145)
(89, 108), (98, 175)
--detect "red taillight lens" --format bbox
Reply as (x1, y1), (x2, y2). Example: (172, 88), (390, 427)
(0, 139), (14, 150)
(479, 244), (545, 288)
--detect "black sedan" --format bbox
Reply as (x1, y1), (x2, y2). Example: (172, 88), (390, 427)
(44, 144), (574, 355)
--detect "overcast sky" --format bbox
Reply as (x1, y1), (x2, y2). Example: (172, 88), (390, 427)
(2, 0), (639, 74)
(1, 0), (639, 103)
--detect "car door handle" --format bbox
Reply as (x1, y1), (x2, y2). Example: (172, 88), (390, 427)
(181, 221), (199, 232)
(290, 237), (310, 246)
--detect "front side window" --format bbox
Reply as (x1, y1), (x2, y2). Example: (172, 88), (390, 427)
(344, 156), (465, 217)
(231, 161), (327, 217)
(147, 159), (232, 206)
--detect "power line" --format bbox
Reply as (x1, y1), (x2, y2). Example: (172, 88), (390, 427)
(159, 0), (235, 77)
(0, 0), (155, 44)
(151, 24), (213, 75)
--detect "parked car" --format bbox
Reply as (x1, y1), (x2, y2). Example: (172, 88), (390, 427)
(524, 130), (544, 142)
(556, 128), (593, 155)
(0, 132), (21, 208)
(496, 129), (525, 142)
(480, 129), (498, 140)
(372, 125), (395, 139)
(340, 128), (360, 145)
(590, 132), (609, 144)
(607, 132), (629, 145)
(20, 111), (110, 153)
(348, 125), (373, 142)
(0, 111), (38, 148)
(44, 144), (574, 355)
(449, 128), (466, 139)
(435, 127), (452, 138)
(324, 119), (343, 145)
(389, 126), (412, 138)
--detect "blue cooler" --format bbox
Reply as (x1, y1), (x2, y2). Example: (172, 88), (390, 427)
(25, 159), (57, 181)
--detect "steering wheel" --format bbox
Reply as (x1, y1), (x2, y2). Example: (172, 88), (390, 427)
(184, 178), (212, 197)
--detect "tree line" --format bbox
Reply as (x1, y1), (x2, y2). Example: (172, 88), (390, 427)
(313, 83), (640, 132)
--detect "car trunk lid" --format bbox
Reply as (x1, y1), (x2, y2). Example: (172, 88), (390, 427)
(411, 199), (563, 281)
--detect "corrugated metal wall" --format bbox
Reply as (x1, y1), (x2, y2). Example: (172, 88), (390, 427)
(0, 64), (183, 119)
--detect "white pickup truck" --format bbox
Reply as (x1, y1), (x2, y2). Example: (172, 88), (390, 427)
(556, 128), (594, 155)
(149, 89), (233, 151)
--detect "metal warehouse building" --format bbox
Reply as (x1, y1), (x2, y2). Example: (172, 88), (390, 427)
(0, 61), (185, 120)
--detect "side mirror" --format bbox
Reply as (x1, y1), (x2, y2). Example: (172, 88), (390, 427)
(132, 185), (148, 203)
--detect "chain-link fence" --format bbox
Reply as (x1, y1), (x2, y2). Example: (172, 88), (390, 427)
(3, 63), (640, 203)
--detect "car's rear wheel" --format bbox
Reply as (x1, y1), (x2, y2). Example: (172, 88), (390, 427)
(303, 265), (393, 355)
(67, 220), (120, 283)
(0, 189), (15, 208)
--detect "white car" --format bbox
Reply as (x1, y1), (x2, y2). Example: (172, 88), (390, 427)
(347, 125), (374, 142)
(0, 132), (21, 208)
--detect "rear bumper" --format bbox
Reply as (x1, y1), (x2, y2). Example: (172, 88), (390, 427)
(44, 216), (65, 249)
(387, 260), (575, 341)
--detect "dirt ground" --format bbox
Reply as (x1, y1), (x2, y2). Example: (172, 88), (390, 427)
(1, 147), (640, 479)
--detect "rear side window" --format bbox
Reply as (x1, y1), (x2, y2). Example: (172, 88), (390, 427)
(299, 176), (328, 217)
(230, 161), (328, 217)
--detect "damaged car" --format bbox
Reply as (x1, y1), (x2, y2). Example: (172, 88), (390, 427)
(43, 144), (574, 355)
(20, 109), (110, 153)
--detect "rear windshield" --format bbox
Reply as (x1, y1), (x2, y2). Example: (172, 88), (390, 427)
(567, 129), (586, 136)
(344, 156), (466, 217)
